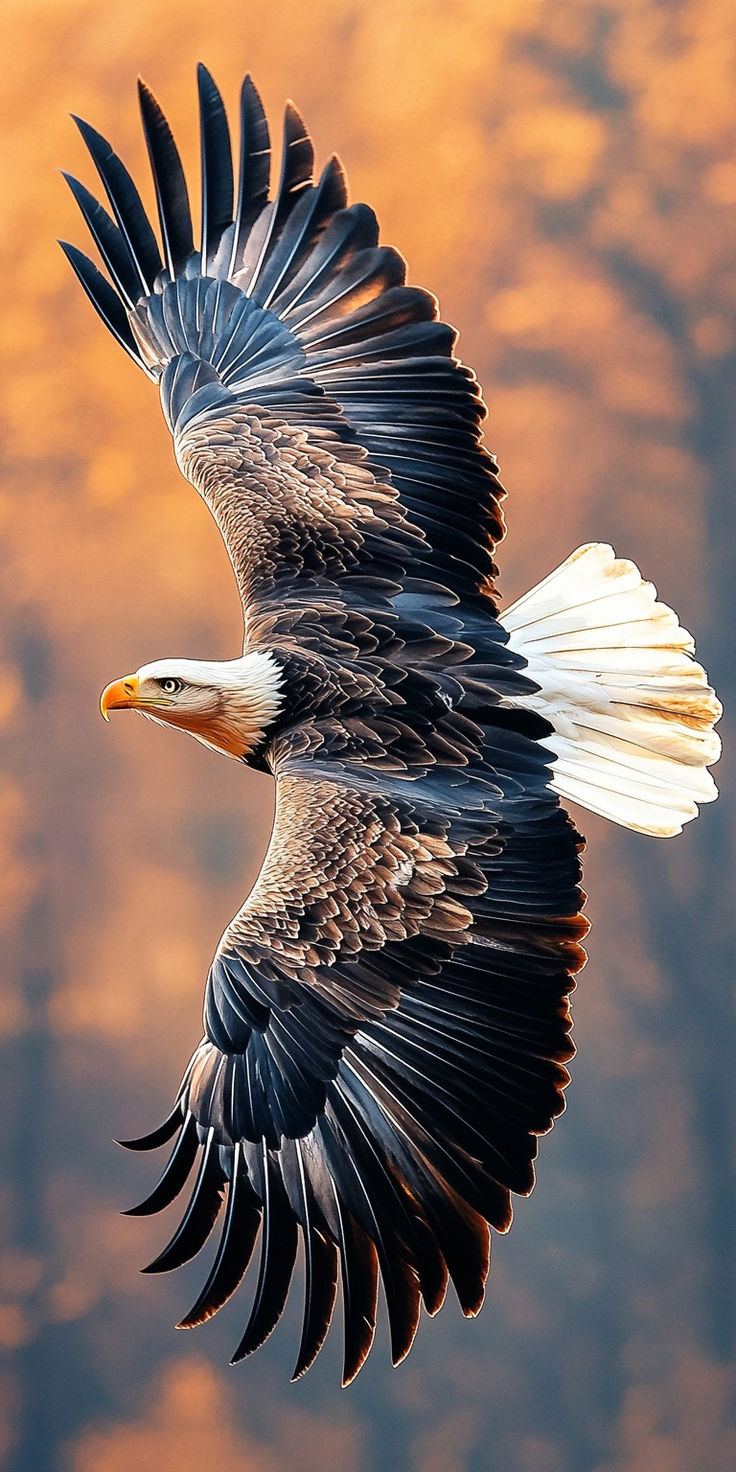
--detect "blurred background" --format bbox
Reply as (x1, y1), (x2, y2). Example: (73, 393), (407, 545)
(1, 1), (734, 1468)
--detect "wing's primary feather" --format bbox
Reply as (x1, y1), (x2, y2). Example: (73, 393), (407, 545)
(65, 71), (588, 1378)
(61, 173), (142, 309)
(230, 75), (271, 275)
(138, 77), (194, 278)
(197, 64), (234, 270)
(58, 240), (150, 370)
(72, 114), (163, 291)
(141, 1126), (226, 1274)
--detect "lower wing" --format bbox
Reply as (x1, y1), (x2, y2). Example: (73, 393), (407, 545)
(120, 754), (586, 1383)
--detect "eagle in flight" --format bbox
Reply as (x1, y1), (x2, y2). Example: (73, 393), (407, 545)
(62, 66), (720, 1383)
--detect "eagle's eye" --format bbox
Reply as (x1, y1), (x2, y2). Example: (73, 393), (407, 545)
(158, 678), (182, 695)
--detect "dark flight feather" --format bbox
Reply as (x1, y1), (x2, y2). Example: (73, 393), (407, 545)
(72, 115), (162, 290)
(122, 1111), (199, 1217)
(333, 1191), (379, 1385)
(58, 241), (150, 371)
(288, 1138), (340, 1380)
(141, 1127), (226, 1273)
(138, 78), (194, 279)
(238, 101), (314, 299)
(255, 157), (348, 310)
(178, 1144), (263, 1327)
(61, 174), (141, 308)
(197, 64), (234, 269)
(115, 1102), (184, 1152)
(230, 75), (271, 275)
(231, 1145), (299, 1361)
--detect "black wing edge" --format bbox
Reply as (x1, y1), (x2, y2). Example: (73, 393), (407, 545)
(62, 70), (315, 348)
(58, 240), (153, 374)
(63, 67), (508, 602)
(119, 876), (584, 1388)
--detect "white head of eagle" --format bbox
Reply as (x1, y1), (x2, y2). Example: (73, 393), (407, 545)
(100, 651), (284, 760)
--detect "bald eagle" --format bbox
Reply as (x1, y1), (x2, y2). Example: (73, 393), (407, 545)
(62, 66), (720, 1383)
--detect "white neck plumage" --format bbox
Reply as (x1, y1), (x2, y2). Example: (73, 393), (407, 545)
(134, 649), (285, 761)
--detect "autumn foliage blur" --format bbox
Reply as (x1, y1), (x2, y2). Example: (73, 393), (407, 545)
(1, 1), (734, 1469)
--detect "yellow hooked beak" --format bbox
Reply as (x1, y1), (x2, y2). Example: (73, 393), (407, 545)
(100, 674), (139, 721)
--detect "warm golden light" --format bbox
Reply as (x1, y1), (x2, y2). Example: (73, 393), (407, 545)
(2, 0), (731, 1467)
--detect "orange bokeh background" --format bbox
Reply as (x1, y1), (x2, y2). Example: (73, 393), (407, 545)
(1, 2), (734, 1469)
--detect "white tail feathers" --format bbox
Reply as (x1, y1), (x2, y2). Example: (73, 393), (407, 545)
(501, 543), (722, 837)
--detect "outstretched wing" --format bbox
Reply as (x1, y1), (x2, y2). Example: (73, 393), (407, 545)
(62, 65), (504, 627)
(126, 753), (585, 1382)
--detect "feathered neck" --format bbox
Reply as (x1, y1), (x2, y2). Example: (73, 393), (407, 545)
(138, 650), (284, 760)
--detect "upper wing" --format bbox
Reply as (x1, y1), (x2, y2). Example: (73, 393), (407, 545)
(126, 755), (585, 1382)
(62, 65), (505, 626)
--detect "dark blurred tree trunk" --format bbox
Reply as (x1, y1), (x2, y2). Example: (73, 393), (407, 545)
(609, 265), (736, 1363)
(6, 633), (59, 1472)
(656, 348), (736, 1362)
(9, 955), (56, 1472)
